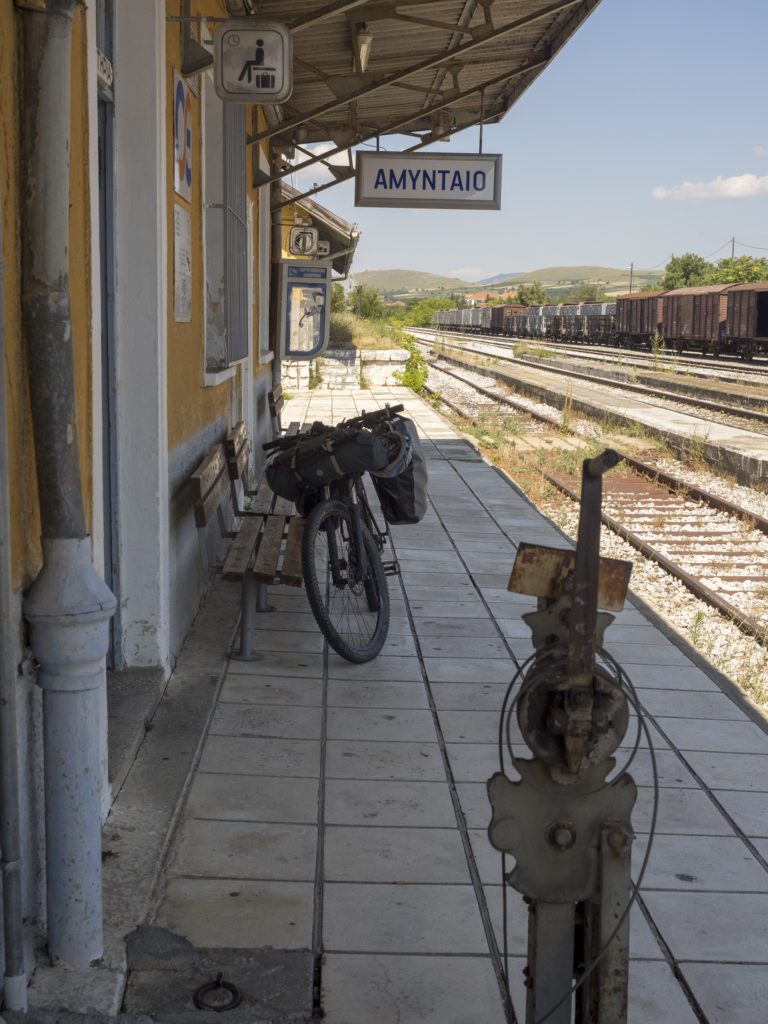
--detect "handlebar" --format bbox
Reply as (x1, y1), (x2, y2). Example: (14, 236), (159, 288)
(262, 403), (405, 453)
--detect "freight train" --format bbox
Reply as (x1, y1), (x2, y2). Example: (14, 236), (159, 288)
(432, 282), (768, 359)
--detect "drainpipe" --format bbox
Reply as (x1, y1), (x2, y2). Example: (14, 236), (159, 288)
(0, 172), (28, 1011)
(270, 172), (284, 391)
(19, 0), (116, 969)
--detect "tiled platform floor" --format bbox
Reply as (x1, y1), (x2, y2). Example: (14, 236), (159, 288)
(153, 388), (768, 1024)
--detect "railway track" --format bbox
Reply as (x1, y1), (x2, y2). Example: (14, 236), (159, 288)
(423, 359), (768, 650)
(414, 327), (768, 383)
(413, 333), (768, 434)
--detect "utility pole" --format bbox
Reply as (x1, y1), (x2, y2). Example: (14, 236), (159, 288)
(731, 236), (736, 259)
(357, 285), (363, 318)
(628, 263), (634, 295)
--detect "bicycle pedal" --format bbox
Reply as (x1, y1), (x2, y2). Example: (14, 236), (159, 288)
(382, 560), (401, 577)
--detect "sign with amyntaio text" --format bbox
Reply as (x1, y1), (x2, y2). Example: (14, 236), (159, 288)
(355, 152), (502, 210)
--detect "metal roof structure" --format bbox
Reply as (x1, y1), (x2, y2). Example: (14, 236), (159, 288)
(281, 182), (360, 277)
(211, 1), (605, 201)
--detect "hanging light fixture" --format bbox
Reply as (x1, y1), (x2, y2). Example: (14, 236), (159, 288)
(355, 24), (373, 73)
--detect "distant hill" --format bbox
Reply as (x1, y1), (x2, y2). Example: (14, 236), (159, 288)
(490, 266), (659, 287)
(351, 269), (472, 293)
(477, 272), (522, 285)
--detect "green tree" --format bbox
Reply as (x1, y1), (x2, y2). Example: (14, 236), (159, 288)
(331, 282), (347, 313)
(659, 253), (712, 290)
(351, 285), (385, 320)
(707, 255), (768, 284)
(517, 281), (548, 306)
(561, 282), (609, 303)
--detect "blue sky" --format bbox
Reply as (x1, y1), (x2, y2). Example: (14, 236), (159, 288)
(289, 0), (768, 281)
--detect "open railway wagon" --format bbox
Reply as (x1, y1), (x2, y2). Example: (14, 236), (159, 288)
(662, 284), (730, 355)
(725, 281), (768, 358)
(615, 291), (665, 347)
(494, 303), (526, 335)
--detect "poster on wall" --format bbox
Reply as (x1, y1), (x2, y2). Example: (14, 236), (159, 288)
(174, 71), (193, 201)
(174, 204), (192, 323)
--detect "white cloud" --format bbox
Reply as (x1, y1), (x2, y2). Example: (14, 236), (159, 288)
(449, 266), (485, 281)
(652, 173), (768, 200)
(755, 145), (768, 159)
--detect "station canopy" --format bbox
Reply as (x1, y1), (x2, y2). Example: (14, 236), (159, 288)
(211, 1), (603, 195)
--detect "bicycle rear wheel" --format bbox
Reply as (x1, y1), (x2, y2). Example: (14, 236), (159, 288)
(302, 498), (389, 663)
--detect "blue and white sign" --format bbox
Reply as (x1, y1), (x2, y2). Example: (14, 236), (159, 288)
(280, 261), (332, 360)
(214, 20), (293, 104)
(355, 152), (502, 210)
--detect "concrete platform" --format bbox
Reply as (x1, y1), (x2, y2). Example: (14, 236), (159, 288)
(73, 388), (768, 1022)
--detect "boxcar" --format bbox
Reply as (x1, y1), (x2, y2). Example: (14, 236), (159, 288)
(662, 285), (729, 354)
(726, 282), (768, 358)
(490, 305), (506, 335)
(478, 306), (493, 333)
(616, 292), (665, 346)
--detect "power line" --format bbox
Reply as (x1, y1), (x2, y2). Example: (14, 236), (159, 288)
(736, 239), (768, 252)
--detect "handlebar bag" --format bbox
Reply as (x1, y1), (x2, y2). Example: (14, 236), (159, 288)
(370, 417), (428, 525)
(266, 428), (391, 502)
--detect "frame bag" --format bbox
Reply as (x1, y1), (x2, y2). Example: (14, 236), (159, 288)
(371, 417), (428, 525)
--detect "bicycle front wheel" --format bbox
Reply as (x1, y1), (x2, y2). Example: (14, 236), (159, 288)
(302, 498), (390, 663)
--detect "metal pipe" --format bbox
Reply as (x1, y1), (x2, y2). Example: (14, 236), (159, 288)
(20, 0), (116, 967)
(0, 160), (28, 1014)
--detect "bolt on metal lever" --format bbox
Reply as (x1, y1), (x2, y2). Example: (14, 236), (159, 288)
(584, 447), (620, 478)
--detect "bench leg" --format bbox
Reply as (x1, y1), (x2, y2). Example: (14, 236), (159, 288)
(229, 573), (274, 662)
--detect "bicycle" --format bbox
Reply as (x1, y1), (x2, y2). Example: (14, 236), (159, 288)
(263, 404), (405, 663)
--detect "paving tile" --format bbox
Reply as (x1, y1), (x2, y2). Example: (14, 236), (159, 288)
(168, 819), (316, 881)
(494, 618), (537, 640)
(445, 743), (500, 783)
(632, 785), (735, 836)
(681, 963), (768, 1024)
(326, 740), (446, 781)
(226, 652), (324, 679)
(211, 704), (322, 740)
(321, 953), (507, 1024)
(438, 710), (514, 745)
(186, 772), (319, 825)
(325, 779), (457, 828)
(243, 611), (319, 632)
(635, 833), (768, 891)
(323, 883), (489, 954)
(234, 628), (325, 654)
(616, 664), (720, 691)
(431, 682), (510, 712)
(327, 655), (423, 682)
(327, 679), (429, 710)
(610, 748), (698, 789)
(327, 708), (438, 743)
(425, 658), (516, 684)
(198, 736), (320, 778)
(653, 717), (768, 754)
(157, 878), (314, 949)
(468, 828), (504, 885)
(636, 688), (746, 720)
(642, 891), (768, 961)
(627, 961), (700, 1023)
(219, 676), (323, 706)
(413, 616), (500, 638)
(324, 826), (470, 883)
(683, 751), (768, 791)
(417, 635), (509, 659)
(407, 601), (490, 619)
(401, 585), (475, 603)
(380, 633), (419, 657)
(714, 789), (768, 837)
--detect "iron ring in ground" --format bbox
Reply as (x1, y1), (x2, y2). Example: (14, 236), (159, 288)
(193, 973), (242, 1012)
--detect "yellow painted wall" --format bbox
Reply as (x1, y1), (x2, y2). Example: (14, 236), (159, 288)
(1, 2), (92, 589)
(166, 0), (230, 452)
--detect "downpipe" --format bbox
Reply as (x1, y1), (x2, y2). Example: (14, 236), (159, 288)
(19, 0), (116, 969)
(0, 156), (27, 1011)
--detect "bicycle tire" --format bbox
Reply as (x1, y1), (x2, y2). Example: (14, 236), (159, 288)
(302, 498), (389, 663)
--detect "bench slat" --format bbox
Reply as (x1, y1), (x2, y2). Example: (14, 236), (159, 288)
(222, 518), (261, 581)
(225, 421), (248, 460)
(253, 515), (286, 583)
(285, 421), (301, 436)
(251, 480), (275, 514)
(228, 438), (251, 482)
(280, 517), (305, 587)
(190, 444), (227, 503)
(272, 494), (295, 516)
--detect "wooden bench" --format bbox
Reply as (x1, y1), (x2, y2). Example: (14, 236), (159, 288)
(190, 418), (303, 661)
(268, 384), (285, 436)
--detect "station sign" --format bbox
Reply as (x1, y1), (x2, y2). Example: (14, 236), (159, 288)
(355, 152), (502, 210)
(214, 20), (293, 104)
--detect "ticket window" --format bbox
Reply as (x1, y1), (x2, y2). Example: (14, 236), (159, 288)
(280, 260), (332, 359)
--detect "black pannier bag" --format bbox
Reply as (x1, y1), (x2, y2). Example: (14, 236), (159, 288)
(370, 416), (428, 525)
(266, 428), (391, 503)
